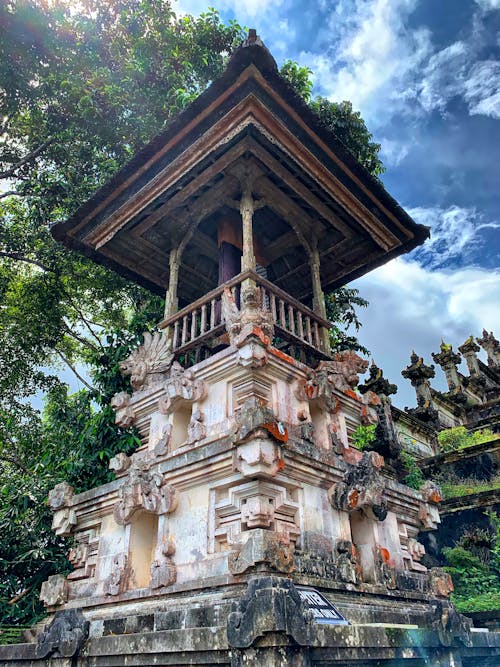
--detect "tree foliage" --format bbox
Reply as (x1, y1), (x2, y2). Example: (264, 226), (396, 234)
(0, 0), (380, 625)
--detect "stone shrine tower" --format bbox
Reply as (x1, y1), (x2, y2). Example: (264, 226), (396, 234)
(3, 31), (498, 667)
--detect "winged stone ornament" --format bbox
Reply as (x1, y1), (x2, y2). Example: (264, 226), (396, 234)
(119, 331), (175, 391)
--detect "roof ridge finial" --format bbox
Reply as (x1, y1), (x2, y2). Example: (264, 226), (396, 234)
(243, 29), (264, 48)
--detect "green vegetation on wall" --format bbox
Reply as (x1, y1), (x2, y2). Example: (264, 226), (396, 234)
(437, 426), (494, 453)
(444, 513), (500, 613)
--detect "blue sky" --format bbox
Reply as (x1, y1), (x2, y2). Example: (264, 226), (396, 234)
(172, 0), (500, 407)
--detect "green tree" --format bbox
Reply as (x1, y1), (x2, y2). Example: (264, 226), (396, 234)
(0, 1), (380, 626)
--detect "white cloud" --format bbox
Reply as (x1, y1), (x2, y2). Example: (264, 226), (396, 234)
(379, 137), (411, 166)
(474, 0), (500, 11)
(294, 0), (500, 126)
(407, 205), (500, 269)
(298, 0), (432, 124)
(464, 61), (500, 119)
(352, 258), (500, 407)
(174, 0), (281, 20)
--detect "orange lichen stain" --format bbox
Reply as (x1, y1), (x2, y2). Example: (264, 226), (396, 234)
(379, 547), (391, 564)
(250, 326), (271, 346)
(263, 422), (289, 443)
(305, 383), (316, 399)
(428, 490), (442, 503)
(347, 489), (359, 510)
(276, 458), (286, 471)
(269, 347), (296, 364)
(331, 398), (341, 413)
(343, 447), (362, 465)
(344, 388), (359, 401)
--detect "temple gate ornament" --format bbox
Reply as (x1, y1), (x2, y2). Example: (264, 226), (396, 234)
(113, 460), (178, 525)
(402, 352), (439, 423)
(48, 481), (76, 537)
(328, 451), (388, 521)
(359, 362), (401, 459)
(110, 391), (136, 428)
(432, 342), (462, 392)
(158, 367), (206, 414)
(119, 330), (174, 391)
(458, 335), (482, 377)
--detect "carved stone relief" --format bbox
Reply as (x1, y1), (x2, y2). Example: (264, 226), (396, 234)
(158, 368), (206, 414)
(228, 528), (295, 575)
(419, 481), (442, 531)
(335, 539), (359, 583)
(48, 482), (76, 537)
(150, 536), (176, 589)
(113, 460), (178, 525)
(187, 409), (206, 445)
(221, 285), (274, 347)
(119, 330), (174, 392)
(103, 553), (128, 596)
(399, 523), (427, 573)
(328, 451), (387, 521)
(40, 574), (68, 607)
(35, 609), (89, 660)
(210, 479), (299, 553)
(67, 527), (100, 581)
(110, 391), (135, 428)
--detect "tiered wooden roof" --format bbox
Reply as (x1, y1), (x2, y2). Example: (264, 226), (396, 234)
(52, 33), (428, 307)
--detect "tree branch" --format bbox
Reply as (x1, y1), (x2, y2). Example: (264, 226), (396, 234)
(0, 251), (53, 273)
(0, 452), (29, 473)
(61, 320), (99, 353)
(66, 293), (104, 350)
(54, 349), (95, 392)
(0, 190), (25, 200)
(0, 137), (53, 179)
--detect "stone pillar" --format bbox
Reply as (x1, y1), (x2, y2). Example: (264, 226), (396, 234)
(432, 342), (462, 391)
(458, 335), (481, 377)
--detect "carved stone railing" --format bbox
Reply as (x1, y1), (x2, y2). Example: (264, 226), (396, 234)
(159, 270), (332, 363)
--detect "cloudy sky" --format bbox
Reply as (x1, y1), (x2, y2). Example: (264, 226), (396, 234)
(174, 0), (500, 407)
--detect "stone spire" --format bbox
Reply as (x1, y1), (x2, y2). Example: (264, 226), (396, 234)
(359, 362), (400, 459)
(432, 341), (462, 391)
(401, 352), (438, 423)
(458, 335), (481, 377)
(402, 352), (435, 405)
(477, 329), (500, 369)
(359, 360), (398, 397)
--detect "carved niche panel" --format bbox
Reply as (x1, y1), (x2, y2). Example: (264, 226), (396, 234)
(67, 526), (100, 581)
(209, 480), (300, 553)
